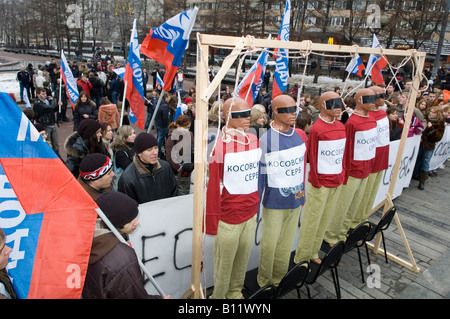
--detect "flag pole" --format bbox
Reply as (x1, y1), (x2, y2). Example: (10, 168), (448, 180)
(120, 80), (128, 127)
(59, 50), (63, 113)
(95, 207), (167, 297)
(146, 89), (165, 133)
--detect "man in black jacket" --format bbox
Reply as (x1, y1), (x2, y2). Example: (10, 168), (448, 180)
(118, 132), (178, 204)
(16, 65), (31, 102)
(33, 87), (61, 158)
(155, 92), (170, 159)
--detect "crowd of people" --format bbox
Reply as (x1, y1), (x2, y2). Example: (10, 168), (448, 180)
(3, 56), (449, 299)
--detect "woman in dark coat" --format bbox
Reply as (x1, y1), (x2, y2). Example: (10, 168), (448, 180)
(413, 105), (446, 190)
(73, 91), (98, 131)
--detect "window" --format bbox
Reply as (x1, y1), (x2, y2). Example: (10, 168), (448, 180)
(330, 17), (345, 26)
(305, 16), (316, 26)
(307, 1), (319, 10)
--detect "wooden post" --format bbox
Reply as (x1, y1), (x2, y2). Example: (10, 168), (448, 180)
(182, 36), (247, 299)
(369, 51), (425, 273)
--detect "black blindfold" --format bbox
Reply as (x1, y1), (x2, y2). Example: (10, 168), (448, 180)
(277, 105), (297, 113)
(361, 95), (378, 104)
(230, 109), (251, 118)
(324, 98), (344, 110)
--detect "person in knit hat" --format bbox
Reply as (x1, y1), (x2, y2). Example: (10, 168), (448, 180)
(117, 132), (178, 204)
(64, 119), (107, 178)
(82, 191), (166, 299)
(78, 153), (114, 200)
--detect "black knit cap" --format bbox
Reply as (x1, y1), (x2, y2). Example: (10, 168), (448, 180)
(79, 153), (112, 181)
(96, 191), (139, 229)
(134, 132), (158, 154)
(78, 119), (101, 139)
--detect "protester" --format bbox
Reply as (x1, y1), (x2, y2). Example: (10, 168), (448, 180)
(78, 153), (114, 200)
(416, 99), (430, 124)
(88, 72), (104, 108)
(65, 119), (104, 178)
(177, 69), (185, 90)
(16, 65), (31, 102)
(54, 78), (70, 123)
(73, 91), (98, 131)
(118, 132), (178, 204)
(98, 97), (120, 131)
(144, 89), (159, 131)
(0, 227), (17, 299)
(110, 125), (136, 171)
(33, 87), (61, 158)
(165, 115), (194, 195)
(442, 104), (450, 125)
(77, 74), (93, 96)
(413, 106), (446, 190)
(100, 122), (114, 159)
(386, 106), (402, 141)
(295, 111), (313, 135)
(82, 191), (165, 299)
(154, 92), (171, 159)
(248, 104), (269, 139)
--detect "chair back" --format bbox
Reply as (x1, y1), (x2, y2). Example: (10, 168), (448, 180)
(316, 241), (345, 278)
(367, 206), (396, 241)
(248, 285), (276, 299)
(345, 221), (371, 252)
(275, 260), (309, 298)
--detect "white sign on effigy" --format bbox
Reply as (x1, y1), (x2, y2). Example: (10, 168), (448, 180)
(129, 133), (446, 298)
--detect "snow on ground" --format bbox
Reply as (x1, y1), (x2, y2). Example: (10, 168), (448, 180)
(0, 72), (21, 100)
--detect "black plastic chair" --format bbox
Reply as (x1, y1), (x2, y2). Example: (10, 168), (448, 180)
(365, 206), (397, 265)
(247, 285), (276, 299)
(242, 268), (276, 299)
(243, 260), (309, 299)
(322, 221), (372, 283)
(304, 241), (345, 299)
(274, 260), (309, 299)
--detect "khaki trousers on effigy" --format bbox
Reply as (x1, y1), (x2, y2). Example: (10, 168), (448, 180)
(257, 207), (301, 287)
(294, 183), (343, 264)
(324, 176), (369, 245)
(351, 170), (384, 229)
(210, 215), (256, 299)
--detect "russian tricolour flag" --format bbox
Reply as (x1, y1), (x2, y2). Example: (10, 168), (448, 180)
(272, 0), (290, 99)
(237, 49), (269, 107)
(156, 72), (165, 88)
(141, 7), (198, 92)
(346, 53), (365, 77)
(124, 19), (146, 130)
(60, 50), (79, 110)
(365, 34), (388, 85)
(0, 86), (97, 298)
